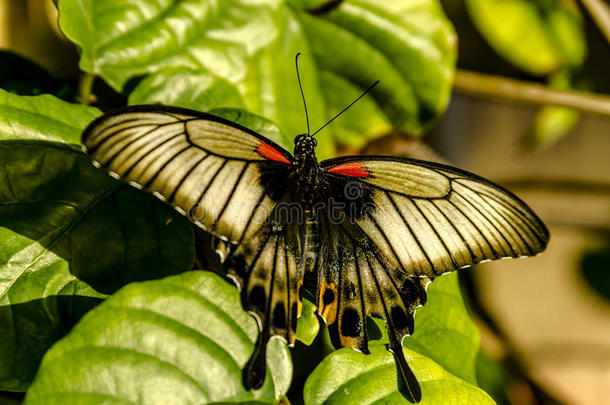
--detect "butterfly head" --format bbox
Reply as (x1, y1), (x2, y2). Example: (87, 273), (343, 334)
(294, 134), (317, 159)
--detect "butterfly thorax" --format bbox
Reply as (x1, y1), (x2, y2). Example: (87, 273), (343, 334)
(293, 134), (324, 203)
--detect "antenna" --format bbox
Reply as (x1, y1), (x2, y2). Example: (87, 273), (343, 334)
(295, 53), (310, 135)
(312, 79), (379, 136)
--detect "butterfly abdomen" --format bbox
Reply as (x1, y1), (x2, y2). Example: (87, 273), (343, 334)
(303, 208), (319, 274)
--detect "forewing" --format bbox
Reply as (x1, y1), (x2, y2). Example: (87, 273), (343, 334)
(82, 105), (294, 243)
(322, 156), (549, 278)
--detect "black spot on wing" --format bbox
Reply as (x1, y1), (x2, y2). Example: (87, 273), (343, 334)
(399, 278), (426, 307)
(248, 286), (266, 312)
(322, 289), (335, 306)
(390, 306), (413, 334)
(272, 302), (287, 330)
(340, 308), (363, 338)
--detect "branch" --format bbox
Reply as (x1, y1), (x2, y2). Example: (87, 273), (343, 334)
(579, 0), (610, 45)
(453, 70), (610, 117)
(77, 73), (96, 105)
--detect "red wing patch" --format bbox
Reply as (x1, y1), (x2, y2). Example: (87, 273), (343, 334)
(327, 162), (371, 178)
(257, 142), (291, 164)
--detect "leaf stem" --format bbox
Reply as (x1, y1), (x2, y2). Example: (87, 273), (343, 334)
(453, 70), (610, 117)
(579, 0), (610, 45)
(77, 72), (96, 105)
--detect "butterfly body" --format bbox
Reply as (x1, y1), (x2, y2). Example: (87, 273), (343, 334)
(82, 105), (549, 403)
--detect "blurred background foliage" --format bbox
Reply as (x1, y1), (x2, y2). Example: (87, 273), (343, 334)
(0, 0), (608, 404)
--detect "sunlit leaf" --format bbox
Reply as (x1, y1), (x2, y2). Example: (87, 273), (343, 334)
(0, 89), (98, 144)
(24, 272), (292, 404)
(58, 0), (457, 150)
(528, 105), (579, 148)
(303, 346), (494, 405)
(129, 67), (246, 112)
(466, 0), (586, 74)
(298, 0), (457, 134)
(58, 0), (283, 89)
(317, 71), (391, 149)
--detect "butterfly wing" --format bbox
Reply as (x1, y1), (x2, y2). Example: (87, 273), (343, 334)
(83, 105), (301, 389)
(224, 196), (302, 389)
(321, 155), (549, 278)
(82, 105), (295, 244)
(316, 214), (426, 401)
(316, 155), (549, 402)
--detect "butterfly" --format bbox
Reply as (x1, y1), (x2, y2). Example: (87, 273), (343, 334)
(81, 58), (549, 403)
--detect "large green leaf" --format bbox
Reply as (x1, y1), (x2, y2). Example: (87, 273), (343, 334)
(58, 0), (283, 90)
(0, 89), (98, 144)
(0, 91), (194, 390)
(466, 0), (586, 75)
(303, 346), (493, 405)
(24, 271), (292, 405)
(297, 0), (456, 133)
(129, 67), (246, 113)
(304, 272), (489, 403)
(125, 5), (334, 158)
(317, 71), (391, 149)
(58, 0), (456, 150)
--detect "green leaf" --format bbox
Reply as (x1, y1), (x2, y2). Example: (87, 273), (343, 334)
(297, 0), (457, 134)
(304, 272), (485, 402)
(318, 71), (391, 148)
(59, 0), (456, 149)
(466, 0), (586, 75)
(24, 271), (292, 405)
(528, 105), (579, 148)
(303, 345), (494, 405)
(296, 298), (320, 346)
(0, 93), (194, 390)
(58, 0), (283, 90)
(0, 89), (99, 144)
(475, 352), (511, 405)
(129, 67), (246, 112)
(526, 71), (581, 148)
